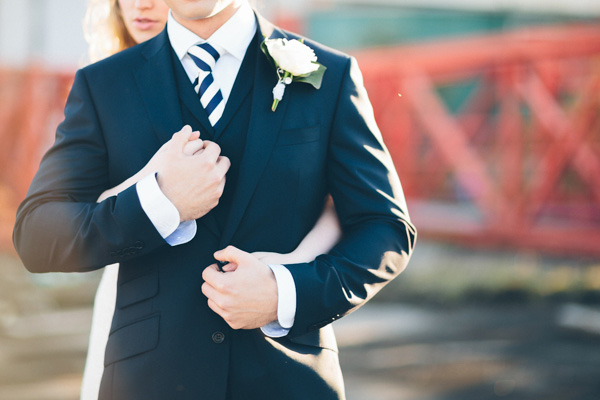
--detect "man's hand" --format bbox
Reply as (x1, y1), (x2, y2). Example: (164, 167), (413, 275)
(156, 126), (230, 222)
(202, 246), (279, 330)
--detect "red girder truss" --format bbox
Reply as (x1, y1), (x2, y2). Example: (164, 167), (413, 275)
(1, 24), (600, 255)
(354, 24), (600, 255)
(0, 68), (74, 250)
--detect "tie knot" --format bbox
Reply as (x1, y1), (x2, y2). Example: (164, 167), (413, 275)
(188, 42), (221, 71)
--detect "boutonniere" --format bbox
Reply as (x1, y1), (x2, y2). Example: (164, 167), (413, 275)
(261, 38), (327, 112)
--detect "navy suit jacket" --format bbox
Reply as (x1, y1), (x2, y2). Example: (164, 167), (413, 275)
(14, 13), (416, 400)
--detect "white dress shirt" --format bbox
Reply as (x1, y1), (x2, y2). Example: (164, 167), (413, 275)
(135, 1), (295, 337)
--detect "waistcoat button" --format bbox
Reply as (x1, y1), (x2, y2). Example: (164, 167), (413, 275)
(212, 331), (225, 344)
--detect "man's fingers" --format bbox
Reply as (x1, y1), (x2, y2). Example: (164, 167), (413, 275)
(178, 125), (193, 136)
(201, 281), (224, 304)
(183, 139), (204, 156)
(188, 130), (201, 141)
(216, 156), (231, 175)
(207, 298), (246, 330)
(214, 245), (250, 265)
(207, 298), (233, 325)
(199, 141), (222, 164)
(172, 125), (193, 147)
(221, 263), (237, 272)
(207, 298), (224, 315)
(202, 264), (225, 288)
(216, 178), (226, 197)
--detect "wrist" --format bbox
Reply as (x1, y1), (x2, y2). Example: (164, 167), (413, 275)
(137, 173), (181, 237)
(284, 249), (309, 265)
(155, 173), (185, 222)
(268, 268), (279, 322)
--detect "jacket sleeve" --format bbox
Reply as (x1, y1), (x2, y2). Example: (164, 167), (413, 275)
(285, 57), (417, 337)
(13, 69), (167, 273)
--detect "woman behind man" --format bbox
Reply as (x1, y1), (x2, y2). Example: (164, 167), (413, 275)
(80, 1), (341, 398)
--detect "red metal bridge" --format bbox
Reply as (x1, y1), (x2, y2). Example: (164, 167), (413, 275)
(1, 24), (600, 255)
(356, 24), (600, 256)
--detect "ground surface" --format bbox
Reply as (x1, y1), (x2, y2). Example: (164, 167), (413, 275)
(1, 301), (599, 400)
(339, 303), (600, 400)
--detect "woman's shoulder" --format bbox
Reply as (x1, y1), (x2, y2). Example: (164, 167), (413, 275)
(81, 32), (167, 81)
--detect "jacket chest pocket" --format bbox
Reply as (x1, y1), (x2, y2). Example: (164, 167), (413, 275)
(276, 126), (320, 147)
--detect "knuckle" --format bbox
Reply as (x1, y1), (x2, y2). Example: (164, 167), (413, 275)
(221, 299), (232, 310)
(207, 299), (216, 311)
(224, 312), (236, 323)
(207, 142), (221, 153)
(202, 269), (212, 281)
(227, 319), (241, 330)
(210, 174), (221, 186)
(199, 159), (212, 169)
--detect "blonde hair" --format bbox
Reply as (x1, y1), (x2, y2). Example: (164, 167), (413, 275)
(84, 0), (137, 62)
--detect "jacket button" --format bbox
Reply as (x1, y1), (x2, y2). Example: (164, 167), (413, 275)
(212, 331), (225, 344)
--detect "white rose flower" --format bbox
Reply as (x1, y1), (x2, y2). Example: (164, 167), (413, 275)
(261, 37), (326, 111)
(265, 38), (319, 76)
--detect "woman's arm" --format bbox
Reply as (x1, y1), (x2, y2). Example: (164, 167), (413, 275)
(252, 197), (341, 265)
(96, 129), (202, 202)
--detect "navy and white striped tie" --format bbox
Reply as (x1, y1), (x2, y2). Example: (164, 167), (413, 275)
(188, 43), (224, 126)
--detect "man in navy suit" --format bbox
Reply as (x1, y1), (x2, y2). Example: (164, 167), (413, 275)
(14, 0), (416, 398)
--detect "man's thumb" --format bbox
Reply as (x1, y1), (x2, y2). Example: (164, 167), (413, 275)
(188, 130), (200, 141)
(214, 246), (249, 265)
(172, 125), (193, 147)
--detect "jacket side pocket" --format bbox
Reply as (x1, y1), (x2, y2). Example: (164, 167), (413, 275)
(104, 314), (159, 365)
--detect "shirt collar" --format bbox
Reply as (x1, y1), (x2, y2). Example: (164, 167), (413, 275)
(167, 1), (256, 61)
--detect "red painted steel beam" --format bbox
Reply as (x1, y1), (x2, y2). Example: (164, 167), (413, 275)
(355, 25), (600, 78)
(353, 24), (600, 256)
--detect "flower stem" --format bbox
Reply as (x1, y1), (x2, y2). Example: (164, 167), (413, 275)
(271, 71), (293, 112)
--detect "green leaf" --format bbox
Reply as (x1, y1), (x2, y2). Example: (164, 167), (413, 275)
(260, 40), (277, 68)
(295, 63), (327, 90)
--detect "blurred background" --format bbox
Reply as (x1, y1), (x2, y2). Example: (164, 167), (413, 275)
(1, 0), (600, 399)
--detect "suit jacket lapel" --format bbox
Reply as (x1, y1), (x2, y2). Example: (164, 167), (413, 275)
(213, 32), (259, 141)
(219, 15), (290, 248)
(134, 29), (221, 239)
(134, 29), (184, 146)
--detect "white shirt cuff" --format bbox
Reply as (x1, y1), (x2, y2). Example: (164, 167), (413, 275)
(136, 173), (196, 246)
(261, 264), (296, 338)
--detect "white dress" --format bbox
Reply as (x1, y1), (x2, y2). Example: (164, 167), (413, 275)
(80, 263), (119, 400)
